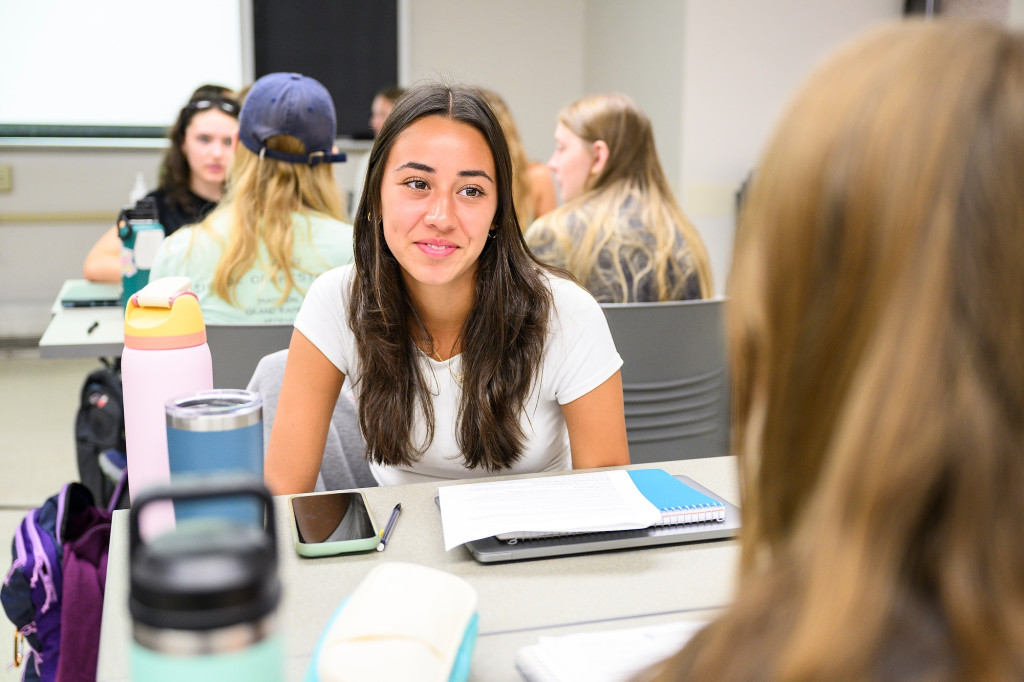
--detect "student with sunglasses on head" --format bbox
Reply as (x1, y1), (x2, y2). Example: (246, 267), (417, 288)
(83, 84), (240, 282)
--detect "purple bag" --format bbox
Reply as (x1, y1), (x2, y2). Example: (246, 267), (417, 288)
(2, 476), (124, 682)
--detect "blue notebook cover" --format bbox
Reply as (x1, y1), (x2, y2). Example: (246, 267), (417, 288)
(627, 469), (725, 524)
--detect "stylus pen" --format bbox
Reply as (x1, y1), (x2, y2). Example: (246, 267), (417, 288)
(376, 503), (402, 552)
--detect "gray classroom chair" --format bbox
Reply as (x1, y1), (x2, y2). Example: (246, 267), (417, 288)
(247, 349), (376, 491)
(601, 298), (730, 463)
(205, 323), (295, 389)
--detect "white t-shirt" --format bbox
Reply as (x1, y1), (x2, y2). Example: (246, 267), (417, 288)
(295, 264), (623, 485)
(150, 210), (354, 324)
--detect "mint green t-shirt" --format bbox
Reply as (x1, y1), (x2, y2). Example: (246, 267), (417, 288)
(149, 210), (354, 324)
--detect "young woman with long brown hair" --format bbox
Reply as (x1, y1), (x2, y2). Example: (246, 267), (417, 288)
(646, 20), (1024, 681)
(265, 83), (629, 491)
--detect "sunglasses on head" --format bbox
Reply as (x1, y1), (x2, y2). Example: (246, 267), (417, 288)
(188, 97), (241, 117)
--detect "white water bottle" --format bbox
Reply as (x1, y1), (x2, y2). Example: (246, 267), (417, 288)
(122, 277), (213, 536)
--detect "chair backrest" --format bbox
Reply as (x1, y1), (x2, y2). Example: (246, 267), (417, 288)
(247, 349), (376, 491)
(205, 324), (295, 389)
(601, 298), (729, 463)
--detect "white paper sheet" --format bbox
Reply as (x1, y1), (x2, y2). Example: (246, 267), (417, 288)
(515, 620), (707, 682)
(437, 470), (660, 551)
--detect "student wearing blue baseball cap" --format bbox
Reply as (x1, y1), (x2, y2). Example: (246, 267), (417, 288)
(150, 73), (354, 324)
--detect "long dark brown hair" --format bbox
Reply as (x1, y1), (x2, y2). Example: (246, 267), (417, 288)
(159, 84), (239, 209)
(350, 82), (554, 470)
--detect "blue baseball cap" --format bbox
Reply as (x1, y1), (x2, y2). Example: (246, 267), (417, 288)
(238, 73), (347, 166)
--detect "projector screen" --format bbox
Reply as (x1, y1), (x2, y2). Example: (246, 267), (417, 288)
(0, 0), (245, 132)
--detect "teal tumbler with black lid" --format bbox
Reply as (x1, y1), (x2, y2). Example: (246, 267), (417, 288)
(128, 479), (282, 682)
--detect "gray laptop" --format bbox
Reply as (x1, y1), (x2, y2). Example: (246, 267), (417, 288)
(60, 281), (121, 308)
(438, 475), (740, 564)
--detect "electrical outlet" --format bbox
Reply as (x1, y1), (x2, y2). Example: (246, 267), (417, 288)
(0, 164), (12, 193)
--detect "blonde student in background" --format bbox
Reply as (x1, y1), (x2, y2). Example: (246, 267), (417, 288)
(265, 83), (629, 493)
(644, 20), (1024, 681)
(149, 73), (353, 324)
(525, 93), (712, 303)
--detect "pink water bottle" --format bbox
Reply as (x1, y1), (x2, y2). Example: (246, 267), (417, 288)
(122, 276), (213, 536)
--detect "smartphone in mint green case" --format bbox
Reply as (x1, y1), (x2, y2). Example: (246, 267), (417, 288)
(290, 491), (381, 557)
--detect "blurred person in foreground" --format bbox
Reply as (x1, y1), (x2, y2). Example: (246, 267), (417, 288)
(644, 19), (1024, 681)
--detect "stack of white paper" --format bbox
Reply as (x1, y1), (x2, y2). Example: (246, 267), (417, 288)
(437, 470), (660, 551)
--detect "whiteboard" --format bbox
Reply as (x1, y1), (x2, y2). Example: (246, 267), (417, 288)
(0, 0), (245, 129)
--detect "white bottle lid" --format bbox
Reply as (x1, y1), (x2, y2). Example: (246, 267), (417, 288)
(134, 276), (193, 308)
(129, 171), (148, 204)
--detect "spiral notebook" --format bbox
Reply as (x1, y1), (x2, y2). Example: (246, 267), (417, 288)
(496, 469), (725, 541)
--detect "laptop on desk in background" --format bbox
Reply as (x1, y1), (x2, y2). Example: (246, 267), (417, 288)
(60, 281), (121, 308)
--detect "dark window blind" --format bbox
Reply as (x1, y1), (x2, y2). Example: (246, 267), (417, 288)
(253, 0), (399, 140)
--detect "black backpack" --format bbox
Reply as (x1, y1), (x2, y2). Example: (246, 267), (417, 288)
(74, 359), (130, 510)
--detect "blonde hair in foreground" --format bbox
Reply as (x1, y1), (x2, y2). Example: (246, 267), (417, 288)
(201, 135), (344, 305)
(531, 93), (712, 301)
(647, 20), (1024, 681)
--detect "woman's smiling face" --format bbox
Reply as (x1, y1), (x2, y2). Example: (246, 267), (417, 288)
(380, 115), (498, 298)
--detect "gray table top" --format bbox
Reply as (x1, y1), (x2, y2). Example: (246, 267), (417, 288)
(39, 280), (123, 358)
(97, 457), (740, 682)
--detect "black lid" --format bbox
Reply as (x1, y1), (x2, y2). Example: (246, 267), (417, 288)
(129, 524), (280, 630)
(118, 196), (159, 224)
(128, 480), (280, 631)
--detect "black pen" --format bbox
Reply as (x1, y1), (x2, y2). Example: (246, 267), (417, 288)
(376, 503), (402, 552)
(87, 321), (99, 335)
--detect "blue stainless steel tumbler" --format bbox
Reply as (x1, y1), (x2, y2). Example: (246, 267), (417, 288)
(165, 389), (263, 526)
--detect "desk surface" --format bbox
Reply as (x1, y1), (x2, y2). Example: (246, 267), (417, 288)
(39, 280), (123, 358)
(97, 457), (740, 682)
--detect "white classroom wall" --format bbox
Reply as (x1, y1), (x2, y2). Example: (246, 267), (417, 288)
(0, 1), (946, 337)
(401, 0), (586, 165)
(583, 0), (686, 200)
(680, 0), (903, 293)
